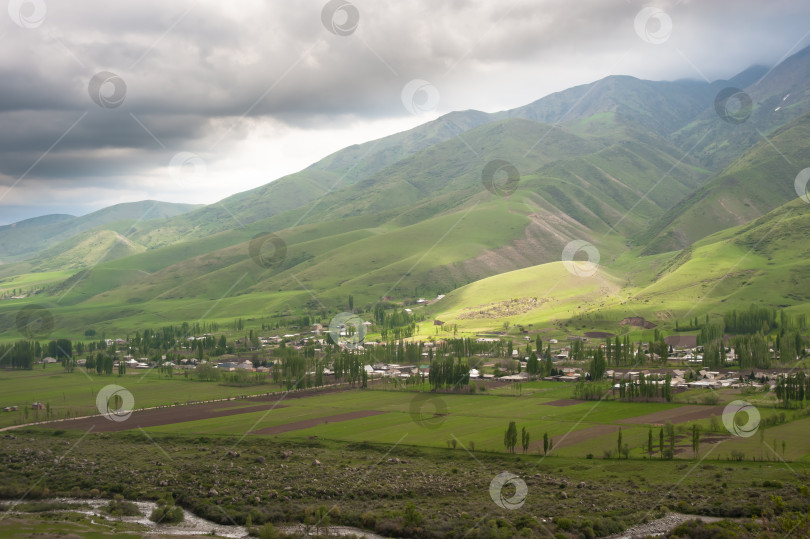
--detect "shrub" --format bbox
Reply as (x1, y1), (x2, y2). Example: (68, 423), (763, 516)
(257, 522), (280, 539)
(556, 517), (573, 531)
(403, 503), (423, 528)
(104, 495), (141, 517)
(360, 511), (376, 528)
(149, 505), (183, 524)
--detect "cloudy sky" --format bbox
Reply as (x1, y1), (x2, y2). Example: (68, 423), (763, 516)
(0, 0), (808, 224)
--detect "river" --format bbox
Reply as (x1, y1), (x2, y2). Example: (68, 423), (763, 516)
(0, 497), (385, 538)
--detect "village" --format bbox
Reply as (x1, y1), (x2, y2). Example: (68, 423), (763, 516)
(16, 324), (793, 400)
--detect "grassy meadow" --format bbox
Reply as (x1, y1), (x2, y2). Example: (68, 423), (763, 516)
(0, 365), (283, 429)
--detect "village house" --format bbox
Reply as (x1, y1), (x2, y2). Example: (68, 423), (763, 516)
(236, 360), (255, 371)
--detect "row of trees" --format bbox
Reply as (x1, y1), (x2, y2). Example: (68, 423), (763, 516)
(723, 306), (777, 334)
(775, 372), (808, 408)
(703, 331), (806, 369)
(503, 422), (553, 454)
(616, 373), (672, 401)
(716, 306), (806, 339)
(0, 339), (72, 369)
(573, 374), (672, 402)
(428, 357), (470, 391)
(0, 340), (41, 369)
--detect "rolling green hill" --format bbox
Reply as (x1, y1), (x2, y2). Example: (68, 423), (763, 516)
(3, 47), (810, 340)
(0, 201), (200, 263)
(428, 198), (810, 337)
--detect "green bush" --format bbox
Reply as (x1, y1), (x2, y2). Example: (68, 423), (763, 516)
(149, 505), (183, 524)
(556, 517), (573, 531)
(103, 495), (142, 517)
(257, 522), (280, 539)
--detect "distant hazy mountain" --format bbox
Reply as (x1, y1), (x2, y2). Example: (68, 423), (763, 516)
(0, 201), (201, 263)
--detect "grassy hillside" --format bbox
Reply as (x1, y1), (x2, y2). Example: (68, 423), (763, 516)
(673, 45), (810, 170)
(0, 201), (200, 263)
(3, 48), (810, 341)
(428, 198), (810, 338)
(639, 112), (810, 254)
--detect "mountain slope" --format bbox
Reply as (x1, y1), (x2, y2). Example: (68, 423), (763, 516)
(673, 44), (810, 170)
(498, 70), (766, 140)
(639, 111), (810, 254)
(125, 110), (495, 250)
(429, 197), (810, 333)
(5, 47), (810, 337)
(0, 201), (200, 263)
(122, 71), (776, 251)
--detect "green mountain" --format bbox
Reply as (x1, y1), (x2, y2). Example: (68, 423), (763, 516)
(119, 67), (777, 252)
(638, 111), (810, 254)
(430, 197), (810, 334)
(0, 201), (201, 263)
(498, 72), (763, 139)
(3, 46), (810, 338)
(673, 45), (810, 170)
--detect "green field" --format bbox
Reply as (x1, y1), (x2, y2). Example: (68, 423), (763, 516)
(0, 366), (282, 429)
(2, 378), (809, 538)
(135, 385), (808, 464)
(6, 366), (804, 467)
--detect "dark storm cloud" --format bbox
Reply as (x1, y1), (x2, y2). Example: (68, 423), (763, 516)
(1, 0), (809, 221)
